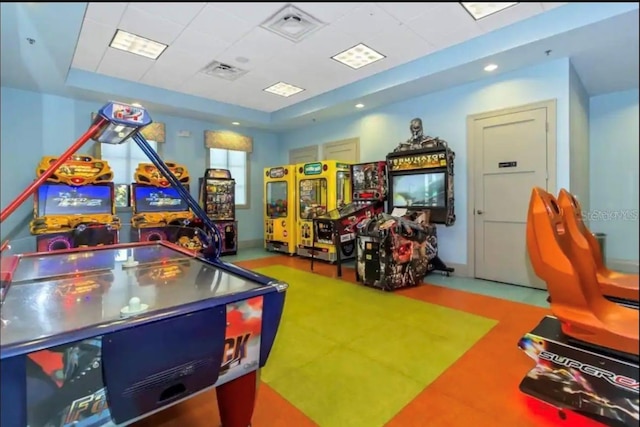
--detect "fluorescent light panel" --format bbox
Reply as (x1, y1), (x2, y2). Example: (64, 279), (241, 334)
(332, 43), (385, 70)
(264, 82), (305, 98)
(460, 2), (518, 20)
(109, 29), (167, 60)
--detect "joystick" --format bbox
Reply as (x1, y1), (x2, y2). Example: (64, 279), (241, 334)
(122, 256), (139, 268)
(120, 297), (148, 317)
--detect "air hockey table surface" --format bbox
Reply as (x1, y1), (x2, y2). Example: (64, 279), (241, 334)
(0, 240), (287, 427)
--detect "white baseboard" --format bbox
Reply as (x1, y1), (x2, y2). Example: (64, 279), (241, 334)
(238, 239), (263, 250)
(607, 258), (639, 274)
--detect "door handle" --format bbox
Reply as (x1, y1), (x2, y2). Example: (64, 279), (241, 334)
(476, 210), (484, 215)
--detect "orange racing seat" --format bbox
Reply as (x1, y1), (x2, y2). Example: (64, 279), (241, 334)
(526, 187), (639, 355)
(557, 189), (639, 303)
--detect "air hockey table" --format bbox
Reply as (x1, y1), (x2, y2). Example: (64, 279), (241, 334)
(0, 239), (287, 427)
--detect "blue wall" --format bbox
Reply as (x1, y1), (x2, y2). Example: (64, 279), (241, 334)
(279, 58), (572, 266)
(0, 87), (280, 242)
(589, 89), (639, 262)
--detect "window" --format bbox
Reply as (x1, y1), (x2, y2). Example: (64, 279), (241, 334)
(98, 139), (160, 207)
(207, 148), (248, 207)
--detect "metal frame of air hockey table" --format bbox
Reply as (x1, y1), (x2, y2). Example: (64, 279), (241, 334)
(0, 101), (288, 427)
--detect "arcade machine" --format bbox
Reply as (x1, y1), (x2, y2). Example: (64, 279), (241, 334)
(311, 161), (387, 276)
(29, 155), (120, 252)
(264, 165), (297, 255)
(130, 161), (200, 249)
(385, 117), (455, 275)
(199, 168), (237, 256)
(295, 161), (351, 261)
(0, 101), (288, 427)
(519, 187), (638, 427)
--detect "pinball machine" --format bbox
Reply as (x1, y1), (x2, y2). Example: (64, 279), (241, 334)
(130, 162), (201, 250)
(0, 101), (288, 427)
(29, 155), (120, 252)
(199, 168), (238, 256)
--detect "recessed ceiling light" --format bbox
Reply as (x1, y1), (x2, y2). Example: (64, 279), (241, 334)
(331, 43), (385, 70)
(232, 122), (240, 126)
(461, 2), (518, 20)
(355, 103), (365, 109)
(263, 81), (305, 98)
(484, 64), (498, 72)
(109, 29), (168, 60)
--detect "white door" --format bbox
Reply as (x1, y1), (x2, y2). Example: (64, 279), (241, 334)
(473, 106), (551, 289)
(322, 138), (359, 163)
(289, 146), (319, 165)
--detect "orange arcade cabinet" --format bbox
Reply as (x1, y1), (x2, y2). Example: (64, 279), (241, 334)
(29, 155), (120, 252)
(130, 162), (199, 248)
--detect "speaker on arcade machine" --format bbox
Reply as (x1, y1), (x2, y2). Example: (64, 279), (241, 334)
(199, 168), (238, 256)
(30, 155), (120, 252)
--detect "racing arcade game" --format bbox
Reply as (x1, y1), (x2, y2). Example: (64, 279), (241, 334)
(356, 119), (454, 290)
(130, 162), (200, 250)
(199, 168), (237, 256)
(311, 161), (387, 277)
(519, 187), (638, 427)
(0, 101), (288, 427)
(29, 155), (120, 252)
(264, 165), (297, 255)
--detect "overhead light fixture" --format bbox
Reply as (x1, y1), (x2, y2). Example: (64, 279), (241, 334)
(263, 82), (305, 98)
(232, 122), (240, 126)
(260, 4), (326, 43)
(484, 64), (498, 72)
(355, 103), (365, 109)
(109, 29), (168, 60)
(331, 43), (386, 70)
(460, 2), (518, 20)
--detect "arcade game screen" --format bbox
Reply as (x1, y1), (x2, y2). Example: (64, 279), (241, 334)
(266, 181), (288, 218)
(133, 185), (189, 213)
(392, 172), (446, 208)
(37, 184), (113, 216)
(299, 179), (327, 219)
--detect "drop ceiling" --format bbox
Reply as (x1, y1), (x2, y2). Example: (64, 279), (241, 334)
(72, 2), (566, 113)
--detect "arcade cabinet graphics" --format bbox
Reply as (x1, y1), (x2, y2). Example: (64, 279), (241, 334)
(29, 155), (120, 252)
(264, 165), (297, 256)
(199, 168), (238, 256)
(0, 101), (288, 427)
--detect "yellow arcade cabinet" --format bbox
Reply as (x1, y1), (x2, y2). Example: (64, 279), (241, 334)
(264, 165), (297, 255)
(296, 161), (352, 261)
(30, 155), (120, 252)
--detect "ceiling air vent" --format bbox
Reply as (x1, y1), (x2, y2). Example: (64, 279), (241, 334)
(260, 4), (326, 42)
(201, 61), (248, 81)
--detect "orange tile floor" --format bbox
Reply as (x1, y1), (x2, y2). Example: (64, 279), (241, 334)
(136, 255), (606, 427)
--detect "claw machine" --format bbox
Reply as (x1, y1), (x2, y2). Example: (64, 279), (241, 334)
(264, 165), (297, 255)
(199, 168), (237, 255)
(296, 161), (351, 261)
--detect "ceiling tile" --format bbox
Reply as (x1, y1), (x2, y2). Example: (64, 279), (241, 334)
(179, 72), (237, 100)
(97, 48), (155, 81)
(168, 27), (231, 62)
(376, 2), (442, 24)
(154, 46), (211, 75)
(291, 27), (361, 61)
(215, 27), (295, 71)
(128, 2), (207, 26)
(187, 4), (254, 45)
(541, 2), (569, 12)
(84, 2), (128, 27)
(292, 2), (360, 23)
(406, 3), (478, 44)
(119, 4), (185, 45)
(425, 24), (484, 51)
(205, 2), (287, 27)
(140, 65), (194, 92)
(362, 25), (436, 65)
(330, 3), (402, 40)
(476, 3), (545, 33)
(71, 19), (114, 72)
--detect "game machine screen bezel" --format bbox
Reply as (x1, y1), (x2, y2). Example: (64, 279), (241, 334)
(199, 168), (238, 256)
(264, 165), (296, 255)
(30, 155), (120, 252)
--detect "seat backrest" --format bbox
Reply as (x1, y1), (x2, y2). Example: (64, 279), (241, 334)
(526, 187), (608, 313)
(557, 189), (606, 273)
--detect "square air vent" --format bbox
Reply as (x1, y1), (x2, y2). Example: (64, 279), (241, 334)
(260, 4), (326, 42)
(201, 61), (248, 81)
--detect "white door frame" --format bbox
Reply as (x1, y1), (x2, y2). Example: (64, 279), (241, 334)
(465, 99), (558, 278)
(289, 145), (319, 164)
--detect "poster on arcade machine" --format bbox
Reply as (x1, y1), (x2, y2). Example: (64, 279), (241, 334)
(24, 295), (264, 427)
